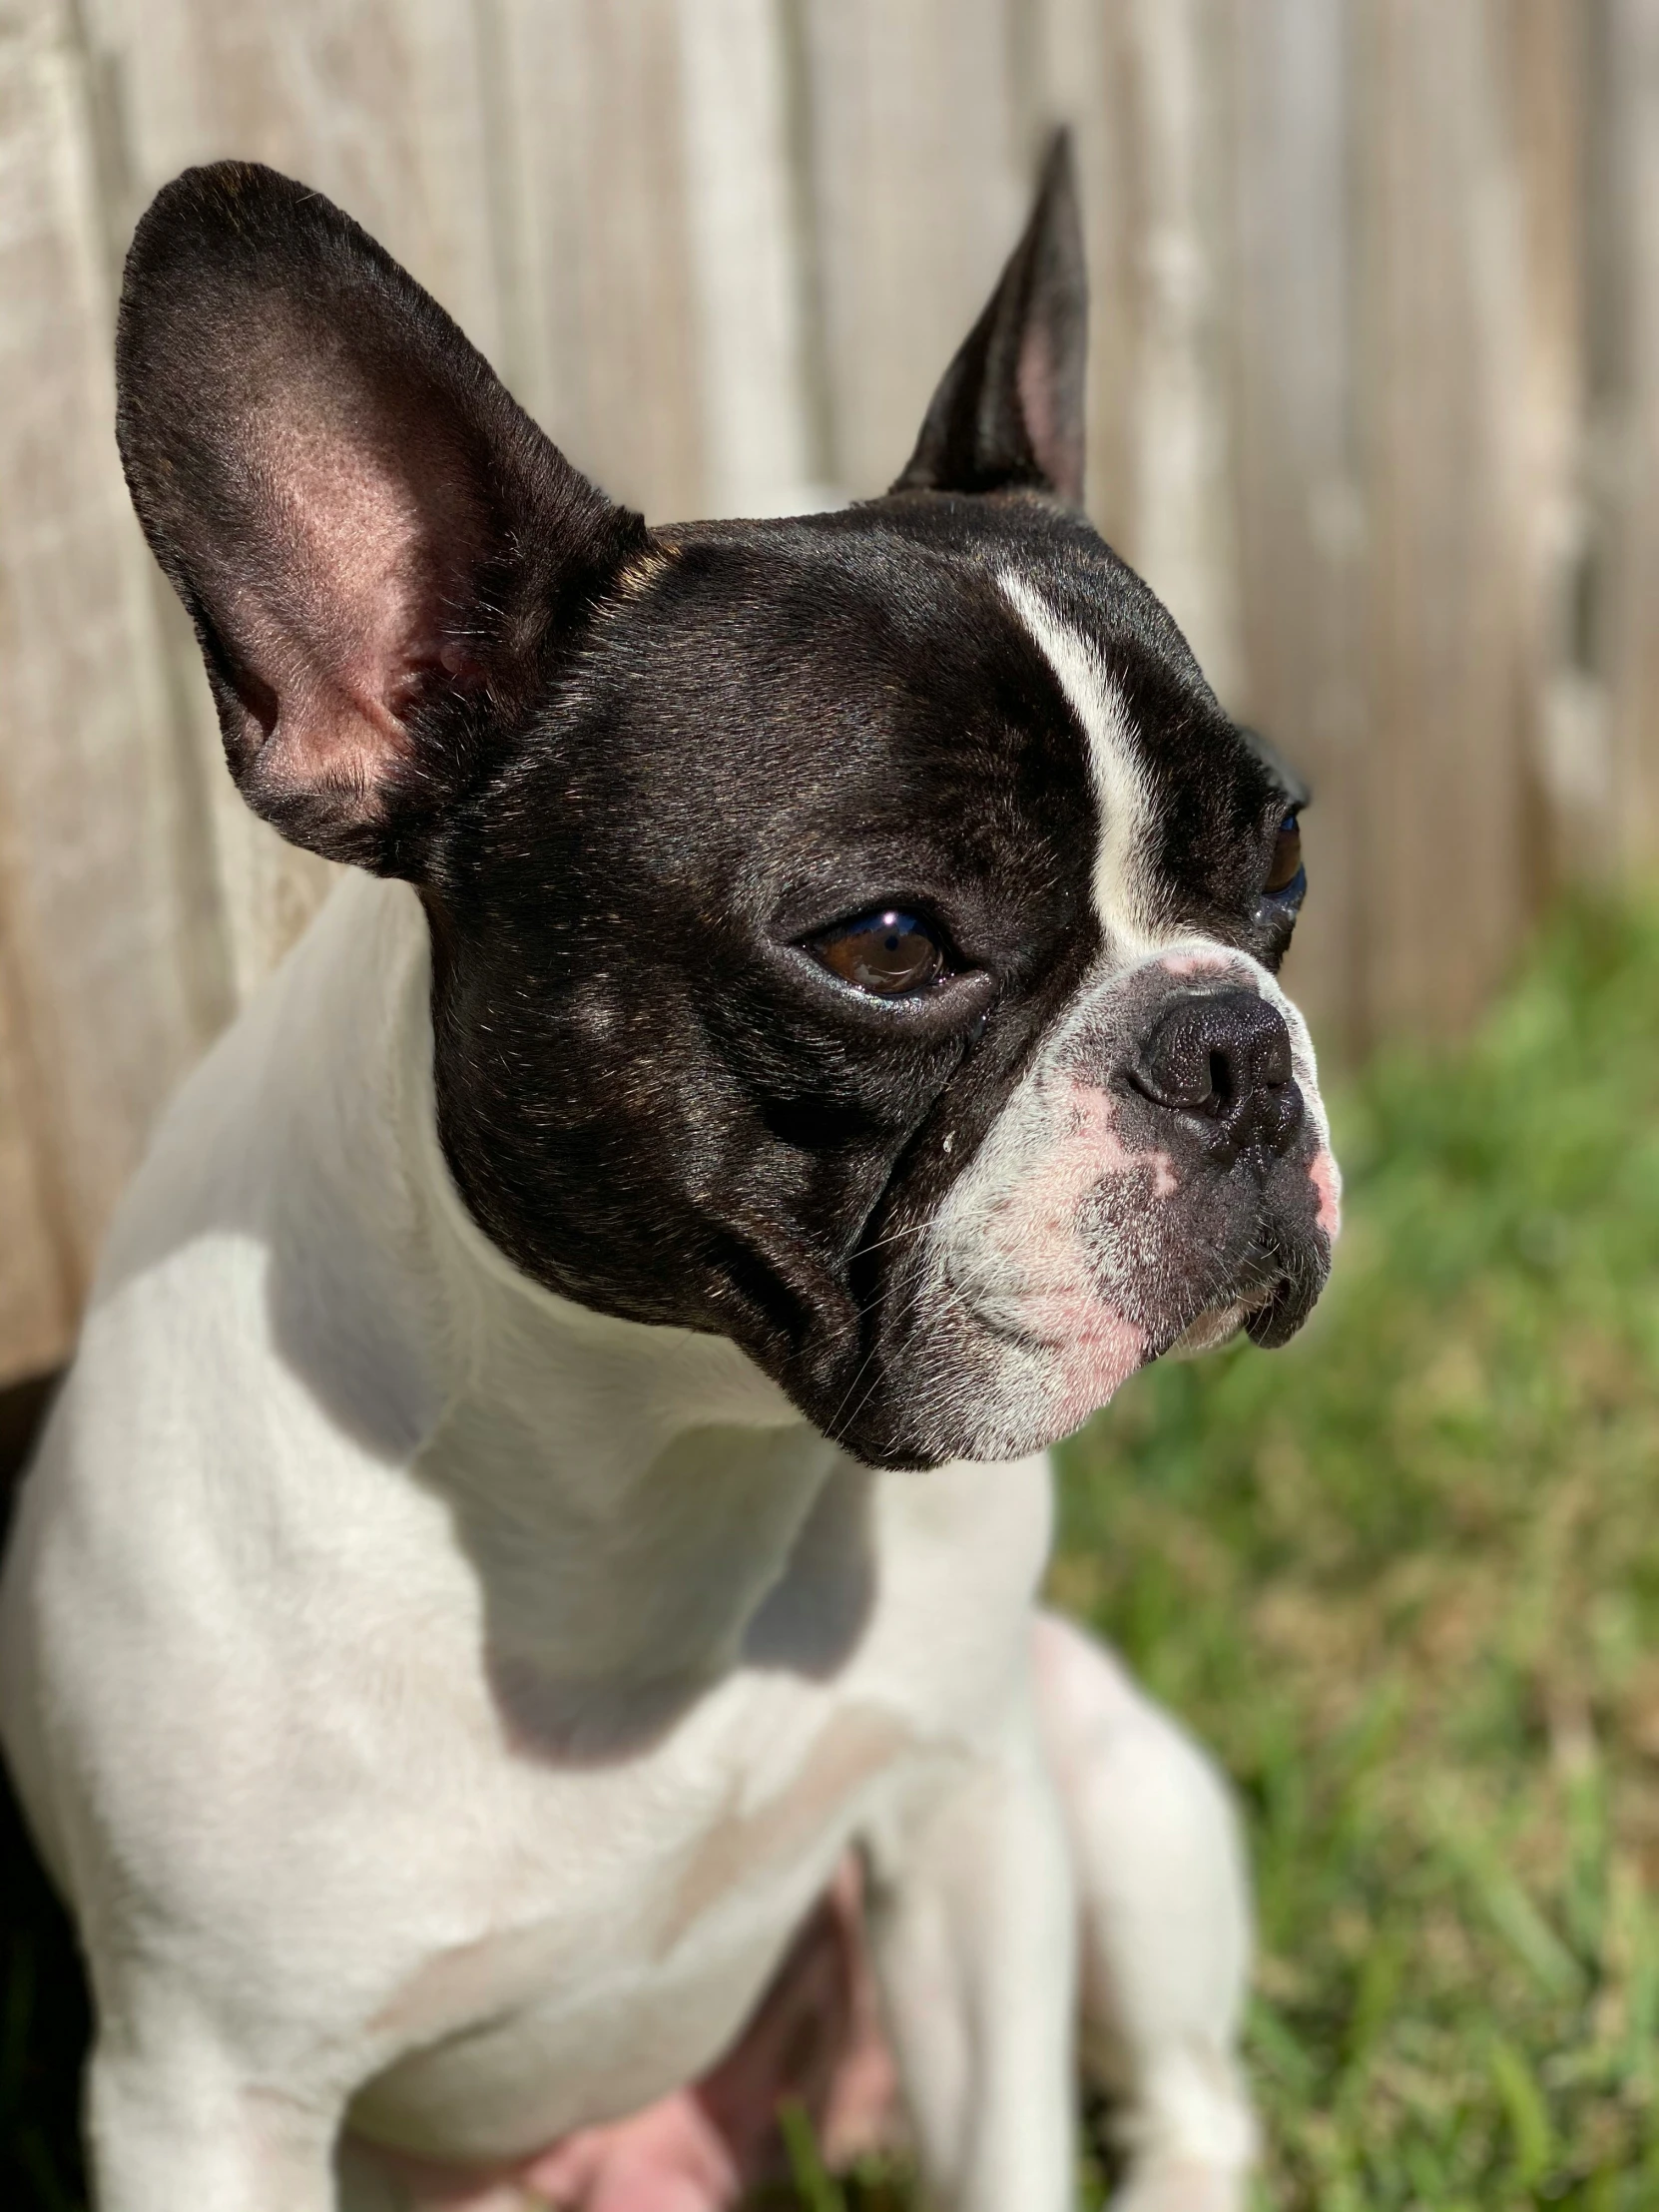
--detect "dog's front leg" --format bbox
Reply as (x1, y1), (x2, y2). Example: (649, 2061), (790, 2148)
(85, 1996), (343, 2212)
(865, 1701), (1077, 2212)
(1032, 1610), (1256, 2212)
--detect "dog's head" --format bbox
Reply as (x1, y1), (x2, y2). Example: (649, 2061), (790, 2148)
(116, 146), (1338, 1470)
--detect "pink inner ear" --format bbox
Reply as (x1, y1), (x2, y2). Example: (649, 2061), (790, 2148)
(1016, 320), (1083, 506)
(229, 378), (481, 811)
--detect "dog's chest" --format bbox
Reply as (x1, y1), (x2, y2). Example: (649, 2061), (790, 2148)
(345, 1684), (909, 2158)
(337, 1450), (1051, 2163)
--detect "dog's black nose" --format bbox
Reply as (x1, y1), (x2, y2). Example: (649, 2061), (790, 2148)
(1132, 989), (1304, 1164)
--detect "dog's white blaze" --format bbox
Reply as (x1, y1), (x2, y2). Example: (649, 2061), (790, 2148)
(998, 574), (1162, 953)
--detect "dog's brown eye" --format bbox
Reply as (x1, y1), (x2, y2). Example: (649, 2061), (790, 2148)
(1265, 811), (1303, 894)
(815, 910), (945, 996)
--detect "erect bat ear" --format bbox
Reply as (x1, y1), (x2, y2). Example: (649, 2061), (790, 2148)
(116, 162), (648, 877)
(891, 130), (1088, 509)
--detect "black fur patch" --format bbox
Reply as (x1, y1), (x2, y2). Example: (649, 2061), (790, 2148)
(116, 157), (1318, 1470)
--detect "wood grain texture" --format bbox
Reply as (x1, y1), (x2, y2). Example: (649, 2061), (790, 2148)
(1597, 0), (1659, 870)
(0, 0), (223, 1382)
(1506, 0), (1600, 889)
(797, 0), (1028, 497)
(0, 901), (76, 1382)
(676, 0), (817, 516)
(1354, 0), (1535, 1040)
(485, 0), (710, 522)
(1025, 0), (1242, 707)
(1115, 0), (1243, 705)
(1223, 0), (1367, 1053)
(1025, 0), (1140, 553)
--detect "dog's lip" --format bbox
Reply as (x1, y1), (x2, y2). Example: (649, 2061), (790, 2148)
(1242, 1265), (1323, 1349)
(1138, 1246), (1285, 1356)
(924, 1176), (1336, 1362)
(938, 1243), (1314, 1364)
(1158, 1264), (1296, 1357)
(1216, 1230), (1330, 1352)
(1165, 1303), (1247, 1358)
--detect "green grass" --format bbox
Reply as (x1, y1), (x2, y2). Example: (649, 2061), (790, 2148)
(1052, 894), (1659, 2209)
(8, 894), (1659, 2208)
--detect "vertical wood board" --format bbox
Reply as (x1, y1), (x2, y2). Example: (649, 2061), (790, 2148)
(1224, 0), (1366, 1051)
(0, 0), (222, 1380)
(1355, 0), (1534, 1038)
(798, 0), (1028, 497)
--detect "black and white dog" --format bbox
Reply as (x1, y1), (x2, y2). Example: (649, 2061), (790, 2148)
(0, 142), (1338, 2212)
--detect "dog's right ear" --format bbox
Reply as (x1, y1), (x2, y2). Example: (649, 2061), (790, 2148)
(891, 131), (1087, 507)
(117, 163), (647, 876)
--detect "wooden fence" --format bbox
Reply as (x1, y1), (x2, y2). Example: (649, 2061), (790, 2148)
(3, 0), (1658, 1387)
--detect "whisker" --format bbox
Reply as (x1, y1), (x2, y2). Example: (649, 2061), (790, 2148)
(849, 1212), (941, 1264)
(827, 1266), (953, 1443)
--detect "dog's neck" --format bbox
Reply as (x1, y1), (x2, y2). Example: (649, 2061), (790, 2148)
(298, 874), (841, 1712)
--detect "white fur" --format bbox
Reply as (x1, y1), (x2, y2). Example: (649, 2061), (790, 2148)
(920, 943), (1338, 1464)
(997, 574), (1163, 955)
(0, 873), (1255, 2212)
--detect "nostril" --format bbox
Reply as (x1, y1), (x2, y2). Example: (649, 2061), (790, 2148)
(1133, 988), (1304, 1160)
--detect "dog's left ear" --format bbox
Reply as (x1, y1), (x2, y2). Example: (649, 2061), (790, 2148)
(892, 131), (1087, 507)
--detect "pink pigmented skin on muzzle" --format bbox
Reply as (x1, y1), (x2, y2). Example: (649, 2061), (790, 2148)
(1310, 1146), (1342, 1241)
(1042, 1296), (1149, 1439)
(981, 1078), (1157, 1432)
(992, 1081), (1159, 1251)
(1159, 949), (1235, 980)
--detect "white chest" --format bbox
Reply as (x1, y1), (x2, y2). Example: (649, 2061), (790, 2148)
(331, 1450), (1052, 2162)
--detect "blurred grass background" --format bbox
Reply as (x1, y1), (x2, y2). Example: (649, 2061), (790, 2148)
(1052, 892), (1659, 2210)
(7, 892), (1659, 2207)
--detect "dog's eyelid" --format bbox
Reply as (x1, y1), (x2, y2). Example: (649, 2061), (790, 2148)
(770, 886), (977, 957)
(781, 937), (995, 1025)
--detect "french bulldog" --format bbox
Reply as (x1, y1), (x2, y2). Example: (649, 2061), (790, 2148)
(0, 138), (1338, 2212)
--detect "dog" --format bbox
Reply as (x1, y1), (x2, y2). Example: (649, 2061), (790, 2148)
(0, 138), (1338, 2212)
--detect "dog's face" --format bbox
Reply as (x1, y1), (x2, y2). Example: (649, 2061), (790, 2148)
(116, 151), (1337, 1471)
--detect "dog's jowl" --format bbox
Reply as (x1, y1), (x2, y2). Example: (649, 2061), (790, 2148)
(0, 141), (1337, 2212)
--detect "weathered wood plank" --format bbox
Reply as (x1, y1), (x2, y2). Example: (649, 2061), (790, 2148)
(485, 0), (814, 525)
(675, 0), (817, 516)
(1222, 0), (1367, 1053)
(797, 0), (1027, 497)
(1494, 0), (1592, 893)
(1027, 0), (1242, 704)
(0, 0), (224, 1382)
(1026, 0), (1140, 556)
(1353, 0), (1535, 1039)
(0, 912), (77, 1382)
(1113, 0), (1242, 705)
(485, 0), (711, 522)
(82, 0), (503, 346)
(1595, 0), (1659, 870)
